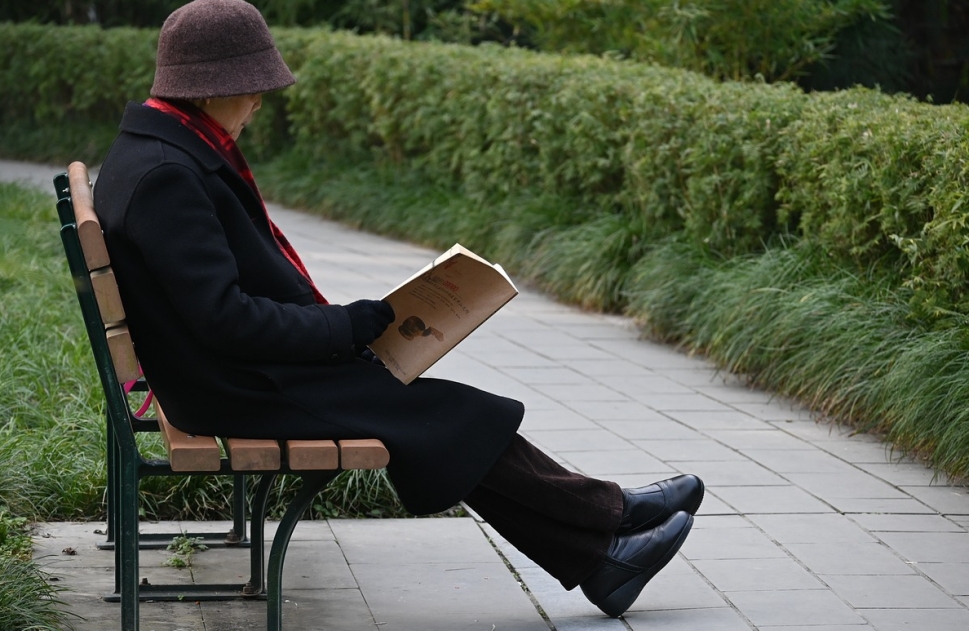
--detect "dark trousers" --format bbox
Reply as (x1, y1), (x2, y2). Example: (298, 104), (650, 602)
(463, 434), (623, 590)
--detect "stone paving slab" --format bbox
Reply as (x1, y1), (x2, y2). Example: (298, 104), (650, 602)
(6, 160), (969, 630)
(33, 519), (545, 631)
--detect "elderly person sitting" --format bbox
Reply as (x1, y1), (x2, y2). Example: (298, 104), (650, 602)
(93, 0), (702, 619)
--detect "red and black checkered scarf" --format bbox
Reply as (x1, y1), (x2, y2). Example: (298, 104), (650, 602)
(145, 97), (327, 304)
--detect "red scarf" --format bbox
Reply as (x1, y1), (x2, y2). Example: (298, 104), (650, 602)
(145, 97), (327, 304)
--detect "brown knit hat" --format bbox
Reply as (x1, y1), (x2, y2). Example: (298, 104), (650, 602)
(151, 0), (295, 99)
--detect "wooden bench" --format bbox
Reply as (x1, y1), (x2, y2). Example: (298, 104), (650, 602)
(54, 162), (389, 631)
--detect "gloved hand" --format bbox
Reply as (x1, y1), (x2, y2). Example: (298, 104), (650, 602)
(344, 299), (395, 347)
(358, 348), (385, 366)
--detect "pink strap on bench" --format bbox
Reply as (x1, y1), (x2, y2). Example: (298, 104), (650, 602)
(123, 365), (154, 419)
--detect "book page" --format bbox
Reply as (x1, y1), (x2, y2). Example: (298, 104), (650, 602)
(369, 244), (518, 384)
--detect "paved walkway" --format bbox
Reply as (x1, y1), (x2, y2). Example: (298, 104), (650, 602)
(6, 159), (969, 630)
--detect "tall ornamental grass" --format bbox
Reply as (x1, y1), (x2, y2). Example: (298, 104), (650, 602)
(0, 507), (72, 631)
(0, 183), (106, 519)
(624, 239), (969, 477)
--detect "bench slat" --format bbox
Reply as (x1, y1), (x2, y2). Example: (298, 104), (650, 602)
(68, 162), (110, 271)
(339, 439), (390, 470)
(286, 440), (339, 470)
(106, 325), (141, 384)
(222, 437), (281, 471)
(155, 403), (222, 472)
(91, 268), (126, 325)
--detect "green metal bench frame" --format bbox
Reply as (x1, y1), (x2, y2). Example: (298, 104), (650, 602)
(53, 163), (388, 631)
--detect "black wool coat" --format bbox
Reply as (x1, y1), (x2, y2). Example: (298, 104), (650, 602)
(93, 103), (524, 515)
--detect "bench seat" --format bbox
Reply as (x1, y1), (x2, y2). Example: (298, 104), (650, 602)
(155, 403), (389, 472)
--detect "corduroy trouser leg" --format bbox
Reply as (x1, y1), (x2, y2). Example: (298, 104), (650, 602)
(463, 434), (623, 589)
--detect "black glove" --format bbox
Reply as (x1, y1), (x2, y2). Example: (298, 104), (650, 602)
(358, 348), (385, 366)
(344, 299), (395, 347)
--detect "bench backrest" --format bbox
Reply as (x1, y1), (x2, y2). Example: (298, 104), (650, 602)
(60, 164), (141, 379)
(55, 162), (390, 474)
(56, 163), (144, 456)
(55, 162), (248, 469)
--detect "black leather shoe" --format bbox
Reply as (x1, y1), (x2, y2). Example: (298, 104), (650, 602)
(617, 474), (704, 535)
(581, 511), (694, 618)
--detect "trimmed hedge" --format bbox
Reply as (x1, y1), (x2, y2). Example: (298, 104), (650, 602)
(777, 89), (969, 315)
(7, 24), (967, 314)
(278, 30), (969, 317)
(0, 23), (154, 124)
(5, 24), (969, 476)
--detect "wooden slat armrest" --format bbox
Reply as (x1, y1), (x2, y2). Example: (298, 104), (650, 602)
(339, 439), (389, 470)
(286, 440), (339, 470)
(155, 404), (221, 472)
(221, 437), (281, 471)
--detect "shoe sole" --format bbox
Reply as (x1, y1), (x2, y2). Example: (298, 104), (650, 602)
(600, 513), (694, 618)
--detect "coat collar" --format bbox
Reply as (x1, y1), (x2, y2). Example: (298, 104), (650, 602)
(119, 101), (226, 174)
(118, 101), (266, 218)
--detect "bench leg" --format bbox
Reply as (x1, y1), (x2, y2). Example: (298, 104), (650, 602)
(106, 420), (122, 593)
(103, 471), (249, 551)
(267, 471), (339, 631)
(105, 419), (118, 545)
(119, 451), (142, 631)
(105, 473), (259, 604)
(231, 473), (248, 545)
(244, 473), (277, 596)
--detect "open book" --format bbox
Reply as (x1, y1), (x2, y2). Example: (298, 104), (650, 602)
(368, 244), (519, 384)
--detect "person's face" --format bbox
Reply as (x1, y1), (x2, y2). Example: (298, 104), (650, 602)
(200, 93), (263, 139)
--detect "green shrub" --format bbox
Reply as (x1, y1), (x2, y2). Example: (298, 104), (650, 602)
(0, 24), (315, 164)
(271, 26), (969, 315)
(895, 106), (969, 316)
(286, 31), (393, 154)
(7, 23), (969, 317)
(776, 89), (969, 314)
(0, 22), (149, 163)
(0, 23), (155, 125)
(621, 73), (807, 254)
(241, 28), (330, 161)
(777, 89), (930, 261)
